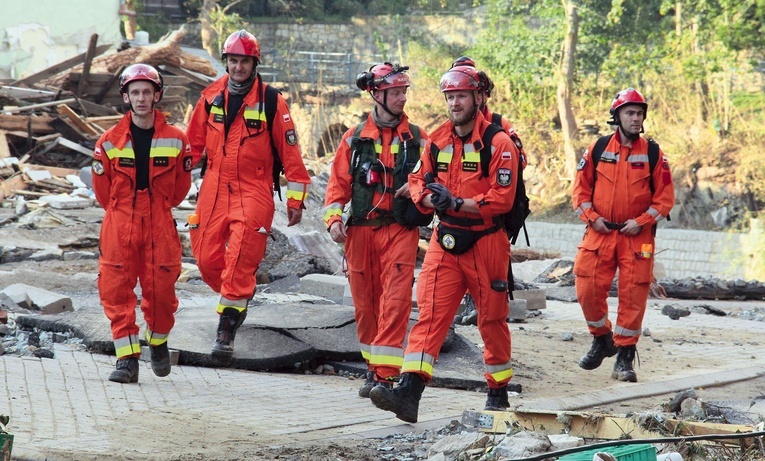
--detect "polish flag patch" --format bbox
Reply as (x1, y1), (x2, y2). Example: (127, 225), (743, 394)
(283, 114), (291, 123)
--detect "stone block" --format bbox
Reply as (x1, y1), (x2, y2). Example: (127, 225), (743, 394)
(547, 433), (583, 450)
(39, 194), (93, 209)
(140, 345), (180, 366)
(513, 288), (547, 310)
(300, 273), (347, 299)
(508, 299), (527, 322)
(1, 283), (73, 314)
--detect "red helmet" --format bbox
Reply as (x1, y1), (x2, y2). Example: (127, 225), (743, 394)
(119, 63), (163, 98)
(439, 67), (484, 93)
(610, 87), (648, 117)
(450, 56), (476, 69)
(356, 62), (411, 92)
(222, 30), (261, 62)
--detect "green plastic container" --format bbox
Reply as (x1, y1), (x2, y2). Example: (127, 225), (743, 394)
(0, 432), (12, 461)
(559, 443), (657, 461)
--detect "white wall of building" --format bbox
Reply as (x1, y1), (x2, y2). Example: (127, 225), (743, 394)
(0, 0), (123, 80)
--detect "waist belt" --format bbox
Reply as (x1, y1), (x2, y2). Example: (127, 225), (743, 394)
(439, 213), (485, 227)
(604, 221), (626, 230)
(349, 216), (396, 227)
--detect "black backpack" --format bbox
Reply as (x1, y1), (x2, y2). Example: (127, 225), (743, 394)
(480, 118), (531, 246)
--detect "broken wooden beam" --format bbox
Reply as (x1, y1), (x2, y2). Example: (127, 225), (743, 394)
(76, 34), (99, 99)
(464, 409), (757, 446)
(55, 104), (100, 137)
(2, 98), (77, 114)
(11, 44), (112, 88)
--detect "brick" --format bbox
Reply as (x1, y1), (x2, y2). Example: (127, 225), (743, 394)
(513, 288), (547, 310)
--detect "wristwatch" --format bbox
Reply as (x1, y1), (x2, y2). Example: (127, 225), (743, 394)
(454, 197), (464, 212)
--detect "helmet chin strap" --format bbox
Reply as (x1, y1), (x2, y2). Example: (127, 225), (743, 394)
(373, 90), (399, 117)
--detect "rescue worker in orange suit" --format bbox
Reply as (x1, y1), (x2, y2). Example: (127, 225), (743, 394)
(322, 63), (431, 398)
(572, 88), (674, 382)
(186, 30), (311, 360)
(92, 64), (193, 383)
(370, 66), (520, 423)
(450, 56), (527, 169)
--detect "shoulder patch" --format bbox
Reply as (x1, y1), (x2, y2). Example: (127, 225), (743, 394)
(577, 157), (587, 170)
(184, 156), (193, 172)
(285, 129), (297, 146)
(497, 168), (512, 186)
(92, 160), (104, 175)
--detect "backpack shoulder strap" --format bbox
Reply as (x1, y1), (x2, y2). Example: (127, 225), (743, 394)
(264, 84), (279, 131)
(647, 138), (660, 196)
(479, 123), (503, 178)
(590, 134), (613, 169)
(491, 112), (503, 127)
(264, 83), (283, 198)
(408, 123), (421, 145)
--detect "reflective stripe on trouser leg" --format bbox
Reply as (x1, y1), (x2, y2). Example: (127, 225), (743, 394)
(216, 296), (248, 314)
(114, 334), (141, 358)
(145, 329), (169, 346)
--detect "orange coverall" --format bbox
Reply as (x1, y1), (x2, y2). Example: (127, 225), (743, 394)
(406, 113), (520, 388)
(186, 76), (311, 314)
(572, 132), (675, 346)
(323, 113), (427, 381)
(92, 110), (192, 359)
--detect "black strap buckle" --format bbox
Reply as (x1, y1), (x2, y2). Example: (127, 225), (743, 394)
(604, 221), (626, 230)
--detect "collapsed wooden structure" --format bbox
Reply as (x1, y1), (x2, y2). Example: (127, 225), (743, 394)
(0, 28), (217, 201)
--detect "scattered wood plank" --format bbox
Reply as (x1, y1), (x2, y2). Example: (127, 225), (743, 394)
(11, 44), (112, 87)
(470, 409), (756, 446)
(0, 174), (26, 200)
(0, 131), (10, 158)
(22, 164), (78, 178)
(161, 65), (215, 87)
(77, 99), (119, 117)
(50, 118), (90, 143)
(0, 86), (57, 99)
(2, 98), (77, 114)
(57, 138), (94, 157)
(55, 104), (99, 137)
(0, 114), (56, 135)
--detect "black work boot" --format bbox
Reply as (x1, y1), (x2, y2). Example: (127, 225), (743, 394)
(611, 345), (638, 382)
(484, 386), (510, 411)
(358, 371), (376, 398)
(109, 357), (139, 383)
(369, 372), (426, 423)
(150, 342), (171, 377)
(579, 332), (618, 370)
(211, 307), (247, 359)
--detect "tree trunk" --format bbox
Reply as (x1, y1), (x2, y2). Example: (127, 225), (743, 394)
(557, 0), (579, 180)
(200, 0), (217, 57)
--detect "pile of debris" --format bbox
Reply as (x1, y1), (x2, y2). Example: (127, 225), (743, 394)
(0, 27), (216, 202)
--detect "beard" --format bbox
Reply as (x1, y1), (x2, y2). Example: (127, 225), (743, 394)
(450, 109), (473, 127)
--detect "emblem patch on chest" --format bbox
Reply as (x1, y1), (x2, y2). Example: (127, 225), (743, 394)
(119, 158), (135, 168)
(213, 114), (224, 124)
(437, 163), (449, 172)
(245, 118), (261, 128)
(153, 157), (169, 167)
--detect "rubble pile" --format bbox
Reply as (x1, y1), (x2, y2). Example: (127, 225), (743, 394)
(0, 27), (215, 201)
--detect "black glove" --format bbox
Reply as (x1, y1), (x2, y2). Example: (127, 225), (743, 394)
(427, 183), (455, 212)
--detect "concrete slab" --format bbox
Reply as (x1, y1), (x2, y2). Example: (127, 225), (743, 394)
(247, 302), (354, 329)
(1, 283), (73, 314)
